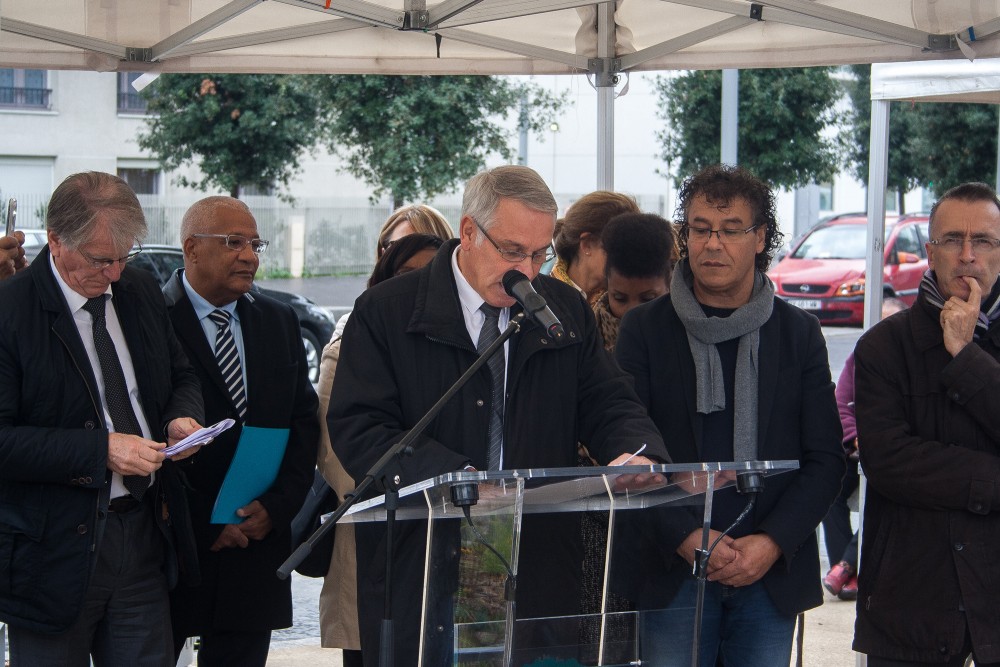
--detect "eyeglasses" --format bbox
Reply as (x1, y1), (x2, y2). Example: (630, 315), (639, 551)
(472, 217), (555, 265)
(684, 223), (763, 244)
(929, 235), (1000, 253)
(78, 245), (143, 270)
(192, 233), (269, 254)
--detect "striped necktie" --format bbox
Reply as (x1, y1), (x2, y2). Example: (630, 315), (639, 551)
(477, 304), (505, 470)
(209, 309), (247, 422)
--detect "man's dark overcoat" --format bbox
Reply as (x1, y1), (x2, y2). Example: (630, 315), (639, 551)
(615, 291), (844, 616)
(854, 290), (1000, 663)
(328, 239), (668, 666)
(0, 248), (203, 632)
(163, 270), (318, 635)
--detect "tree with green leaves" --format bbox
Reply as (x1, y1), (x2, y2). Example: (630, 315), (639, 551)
(314, 75), (566, 207)
(908, 103), (998, 198)
(843, 65), (925, 214)
(138, 74), (325, 199)
(844, 65), (998, 208)
(655, 68), (843, 191)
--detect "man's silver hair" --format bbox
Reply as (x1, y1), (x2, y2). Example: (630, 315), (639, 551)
(462, 166), (557, 239)
(46, 172), (147, 251)
(180, 196), (255, 242)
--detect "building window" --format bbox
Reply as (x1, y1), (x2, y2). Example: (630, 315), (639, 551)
(0, 69), (51, 109)
(117, 73), (149, 114)
(241, 183), (275, 197)
(117, 168), (160, 195)
(817, 182), (834, 212)
(885, 189), (899, 213)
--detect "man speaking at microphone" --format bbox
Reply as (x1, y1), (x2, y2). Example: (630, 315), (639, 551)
(328, 165), (667, 666)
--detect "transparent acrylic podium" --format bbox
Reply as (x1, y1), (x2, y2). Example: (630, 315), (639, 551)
(340, 460), (797, 667)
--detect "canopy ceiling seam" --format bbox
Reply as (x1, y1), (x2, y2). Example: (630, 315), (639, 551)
(151, 0), (263, 60)
(437, 27), (590, 69)
(663, 0), (934, 48)
(164, 19), (368, 60)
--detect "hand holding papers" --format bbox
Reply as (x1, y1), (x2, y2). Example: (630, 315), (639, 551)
(162, 418), (235, 458)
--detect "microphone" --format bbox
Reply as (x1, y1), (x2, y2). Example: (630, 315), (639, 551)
(502, 270), (565, 341)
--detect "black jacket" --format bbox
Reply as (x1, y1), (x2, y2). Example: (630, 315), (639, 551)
(615, 291), (844, 616)
(0, 247), (204, 632)
(854, 290), (1000, 663)
(328, 239), (667, 664)
(163, 270), (318, 634)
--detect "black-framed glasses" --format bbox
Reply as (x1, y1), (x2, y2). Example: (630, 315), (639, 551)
(192, 233), (269, 254)
(929, 235), (1000, 254)
(683, 223), (763, 245)
(78, 244), (143, 270)
(472, 217), (554, 265)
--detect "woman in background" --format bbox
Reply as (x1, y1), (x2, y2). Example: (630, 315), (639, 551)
(550, 191), (640, 304)
(317, 234), (446, 667)
(592, 212), (675, 351)
(375, 204), (453, 259)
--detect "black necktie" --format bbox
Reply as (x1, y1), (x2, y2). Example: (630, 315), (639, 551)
(477, 304), (505, 470)
(209, 309), (247, 422)
(82, 295), (149, 501)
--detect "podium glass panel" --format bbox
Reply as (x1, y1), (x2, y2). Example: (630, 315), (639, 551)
(339, 461), (797, 666)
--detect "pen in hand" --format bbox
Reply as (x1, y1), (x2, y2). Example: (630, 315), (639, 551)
(616, 443), (647, 466)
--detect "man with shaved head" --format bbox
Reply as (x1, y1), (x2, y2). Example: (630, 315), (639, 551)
(163, 196), (318, 666)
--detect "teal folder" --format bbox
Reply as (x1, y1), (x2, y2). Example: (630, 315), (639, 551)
(210, 426), (290, 524)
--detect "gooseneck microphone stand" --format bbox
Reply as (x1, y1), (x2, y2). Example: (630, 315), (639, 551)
(689, 471), (763, 667)
(278, 312), (526, 667)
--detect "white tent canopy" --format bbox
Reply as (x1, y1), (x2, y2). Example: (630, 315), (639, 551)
(3, 1), (1000, 76)
(5, 1), (1000, 189)
(872, 57), (1000, 104)
(864, 57), (1000, 328)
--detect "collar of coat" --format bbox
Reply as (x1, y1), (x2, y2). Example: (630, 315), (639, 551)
(407, 238), (581, 353)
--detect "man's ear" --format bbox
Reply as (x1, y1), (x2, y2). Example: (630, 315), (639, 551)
(47, 230), (62, 256)
(182, 236), (197, 262)
(459, 215), (477, 250)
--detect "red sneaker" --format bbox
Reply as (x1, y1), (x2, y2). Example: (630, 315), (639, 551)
(838, 575), (858, 601)
(823, 561), (853, 596)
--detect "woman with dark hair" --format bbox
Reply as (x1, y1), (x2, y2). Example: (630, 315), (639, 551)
(367, 234), (444, 286)
(315, 234), (444, 667)
(592, 213), (675, 351)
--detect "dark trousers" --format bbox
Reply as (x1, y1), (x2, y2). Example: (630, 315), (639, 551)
(189, 629), (272, 667)
(342, 649), (364, 667)
(8, 503), (172, 667)
(821, 459), (860, 569)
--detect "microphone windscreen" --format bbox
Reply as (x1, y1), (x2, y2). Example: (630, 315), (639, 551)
(502, 269), (528, 295)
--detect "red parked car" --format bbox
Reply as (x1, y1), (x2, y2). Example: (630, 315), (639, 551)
(768, 213), (929, 326)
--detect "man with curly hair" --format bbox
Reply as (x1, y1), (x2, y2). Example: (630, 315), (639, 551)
(616, 164), (844, 666)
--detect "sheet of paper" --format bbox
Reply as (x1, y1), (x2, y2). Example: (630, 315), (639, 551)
(210, 426), (290, 524)
(162, 418), (235, 458)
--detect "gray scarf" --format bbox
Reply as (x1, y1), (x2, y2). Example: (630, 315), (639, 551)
(670, 259), (775, 462)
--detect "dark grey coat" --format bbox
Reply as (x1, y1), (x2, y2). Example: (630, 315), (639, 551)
(0, 248), (203, 632)
(855, 289), (1000, 663)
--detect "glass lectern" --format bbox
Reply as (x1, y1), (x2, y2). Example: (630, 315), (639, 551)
(339, 460), (797, 667)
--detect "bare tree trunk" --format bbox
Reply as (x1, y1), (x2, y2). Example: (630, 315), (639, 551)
(231, 184), (240, 199)
(392, 193), (403, 210)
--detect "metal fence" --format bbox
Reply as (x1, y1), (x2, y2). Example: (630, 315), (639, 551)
(1, 192), (668, 277)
